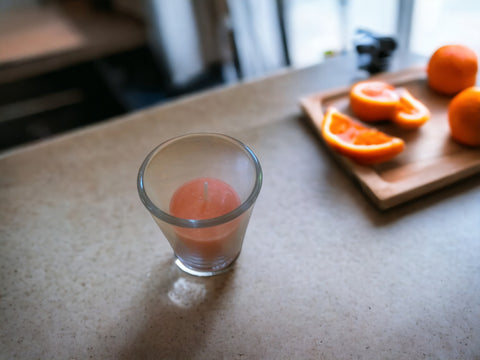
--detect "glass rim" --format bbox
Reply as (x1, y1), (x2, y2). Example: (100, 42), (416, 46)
(137, 133), (263, 228)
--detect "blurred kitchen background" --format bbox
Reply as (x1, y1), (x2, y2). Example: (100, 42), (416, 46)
(1, 0), (480, 151)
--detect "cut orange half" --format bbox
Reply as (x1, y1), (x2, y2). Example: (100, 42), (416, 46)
(350, 81), (399, 122)
(321, 107), (405, 164)
(393, 89), (430, 129)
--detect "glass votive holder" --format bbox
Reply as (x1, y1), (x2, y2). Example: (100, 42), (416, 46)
(137, 133), (262, 277)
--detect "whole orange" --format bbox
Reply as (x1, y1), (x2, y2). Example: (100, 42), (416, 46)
(427, 45), (478, 95)
(448, 87), (480, 146)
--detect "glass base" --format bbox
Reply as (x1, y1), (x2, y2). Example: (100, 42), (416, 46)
(174, 257), (236, 277)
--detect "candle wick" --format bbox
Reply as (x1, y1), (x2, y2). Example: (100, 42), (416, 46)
(204, 181), (208, 201)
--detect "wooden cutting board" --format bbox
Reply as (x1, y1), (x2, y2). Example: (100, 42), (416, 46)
(300, 67), (480, 209)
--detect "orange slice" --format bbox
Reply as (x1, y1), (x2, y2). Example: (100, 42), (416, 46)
(321, 107), (405, 164)
(393, 89), (430, 129)
(350, 81), (399, 122)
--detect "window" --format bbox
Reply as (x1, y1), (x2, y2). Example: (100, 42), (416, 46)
(410, 0), (480, 57)
(285, 0), (399, 67)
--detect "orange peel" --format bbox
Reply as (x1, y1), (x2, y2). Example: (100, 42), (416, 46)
(393, 89), (430, 129)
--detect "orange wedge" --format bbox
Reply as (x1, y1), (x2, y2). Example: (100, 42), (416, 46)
(393, 89), (430, 129)
(350, 81), (399, 122)
(321, 107), (405, 164)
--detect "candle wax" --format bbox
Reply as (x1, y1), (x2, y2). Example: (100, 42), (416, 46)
(170, 177), (241, 222)
(169, 177), (242, 262)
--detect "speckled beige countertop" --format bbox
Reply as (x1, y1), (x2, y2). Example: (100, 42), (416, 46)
(1, 55), (479, 359)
